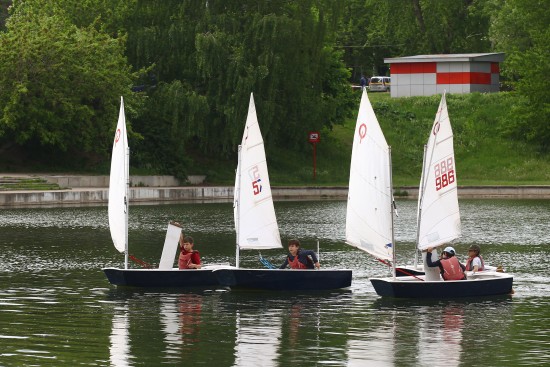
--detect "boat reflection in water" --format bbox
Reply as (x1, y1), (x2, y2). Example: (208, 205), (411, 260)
(159, 293), (204, 358)
(346, 296), (513, 366)
(178, 294), (203, 342)
(162, 295), (193, 353)
(440, 306), (464, 362)
(106, 288), (516, 365)
(229, 291), (350, 365)
(417, 304), (464, 367)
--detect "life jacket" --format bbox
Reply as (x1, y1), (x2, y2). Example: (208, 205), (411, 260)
(178, 250), (198, 269)
(465, 255), (485, 271)
(288, 253), (313, 269)
(440, 256), (465, 280)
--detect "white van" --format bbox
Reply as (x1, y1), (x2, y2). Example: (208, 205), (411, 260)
(369, 76), (391, 92)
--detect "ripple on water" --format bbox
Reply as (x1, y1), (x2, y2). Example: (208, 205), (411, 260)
(0, 201), (549, 366)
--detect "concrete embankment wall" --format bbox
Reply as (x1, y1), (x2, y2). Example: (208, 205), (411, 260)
(1, 183), (550, 208)
(396, 186), (550, 199)
(0, 186), (349, 207)
(42, 175), (206, 187)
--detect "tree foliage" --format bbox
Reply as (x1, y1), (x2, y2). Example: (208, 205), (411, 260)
(0, 0), (139, 166)
(490, 0), (550, 151)
(123, 0), (354, 166)
(0, 0), (547, 174)
(339, 0), (492, 80)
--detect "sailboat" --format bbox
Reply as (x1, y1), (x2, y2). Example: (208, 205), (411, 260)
(346, 90), (513, 298)
(214, 93), (352, 290)
(103, 97), (228, 287)
(345, 88), (395, 268)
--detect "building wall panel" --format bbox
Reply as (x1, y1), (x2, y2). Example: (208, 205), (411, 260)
(423, 84), (437, 96)
(386, 54), (503, 97)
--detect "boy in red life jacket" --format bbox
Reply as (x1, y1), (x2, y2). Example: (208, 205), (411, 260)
(425, 246), (466, 280)
(178, 234), (201, 269)
(465, 244), (485, 273)
(279, 239), (320, 270)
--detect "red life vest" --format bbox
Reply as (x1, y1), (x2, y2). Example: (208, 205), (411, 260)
(288, 255), (308, 269)
(440, 256), (465, 280)
(178, 250), (198, 269)
(465, 255), (485, 271)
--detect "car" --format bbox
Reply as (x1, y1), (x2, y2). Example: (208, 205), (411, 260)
(369, 76), (391, 92)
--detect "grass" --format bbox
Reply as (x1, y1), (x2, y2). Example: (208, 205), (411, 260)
(177, 91), (550, 187)
(3, 91), (549, 189)
(0, 178), (63, 191)
(262, 91), (550, 186)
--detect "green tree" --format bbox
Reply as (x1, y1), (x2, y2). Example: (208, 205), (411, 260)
(339, 0), (492, 78)
(490, 0), (550, 151)
(0, 0), (11, 31)
(123, 0), (353, 166)
(0, 0), (138, 167)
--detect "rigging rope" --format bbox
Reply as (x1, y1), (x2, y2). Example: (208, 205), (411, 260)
(129, 254), (153, 269)
(259, 253), (276, 269)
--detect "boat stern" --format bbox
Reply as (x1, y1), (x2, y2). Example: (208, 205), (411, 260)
(370, 272), (514, 298)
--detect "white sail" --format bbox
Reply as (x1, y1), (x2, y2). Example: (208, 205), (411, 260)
(234, 93), (282, 251)
(108, 97), (129, 253)
(417, 92), (460, 251)
(345, 89), (393, 261)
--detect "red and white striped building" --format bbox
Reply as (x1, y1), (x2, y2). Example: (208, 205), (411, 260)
(384, 53), (505, 98)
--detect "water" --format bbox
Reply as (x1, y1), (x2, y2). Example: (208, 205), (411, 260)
(1, 199), (549, 366)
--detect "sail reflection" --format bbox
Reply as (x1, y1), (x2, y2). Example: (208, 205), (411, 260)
(109, 302), (131, 367)
(234, 310), (282, 366)
(346, 305), (396, 367)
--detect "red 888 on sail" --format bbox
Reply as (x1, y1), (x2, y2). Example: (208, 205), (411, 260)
(434, 157), (455, 191)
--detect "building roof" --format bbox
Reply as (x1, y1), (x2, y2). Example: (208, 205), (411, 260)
(384, 53), (505, 64)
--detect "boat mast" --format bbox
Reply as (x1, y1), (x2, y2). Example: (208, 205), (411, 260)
(415, 143), (428, 268)
(389, 146), (396, 278)
(235, 145), (242, 268)
(124, 141), (130, 269)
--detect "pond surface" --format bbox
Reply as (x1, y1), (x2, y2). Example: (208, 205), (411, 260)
(1, 199), (549, 366)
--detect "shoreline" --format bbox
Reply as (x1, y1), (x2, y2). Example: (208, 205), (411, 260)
(1, 185), (550, 208)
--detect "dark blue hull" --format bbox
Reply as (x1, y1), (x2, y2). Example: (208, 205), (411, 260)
(103, 267), (220, 287)
(214, 268), (352, 291)
(370, 273), (513, 298)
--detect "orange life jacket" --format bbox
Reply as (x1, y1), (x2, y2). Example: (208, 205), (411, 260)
(178, 250), (198, 269)
(288, 255), (308, 269)
(440, 256), (466, 280)
(465, 255), (485, 271)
